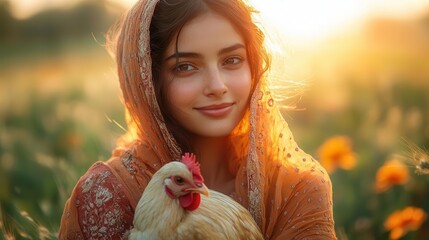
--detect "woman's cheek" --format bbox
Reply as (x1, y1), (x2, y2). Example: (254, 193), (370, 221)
(168, 79), (200, 106)
(230, 69), (252, 99)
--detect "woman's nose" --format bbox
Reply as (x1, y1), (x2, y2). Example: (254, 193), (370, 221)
(204, 67), (227, 97)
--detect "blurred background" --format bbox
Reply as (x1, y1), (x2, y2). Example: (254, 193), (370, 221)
(0, 0), (428, 239)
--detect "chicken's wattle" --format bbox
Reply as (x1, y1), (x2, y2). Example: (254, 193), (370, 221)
(179, 192), (201, 211)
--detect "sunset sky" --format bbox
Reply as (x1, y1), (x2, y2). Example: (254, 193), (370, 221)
(8, 0), (429, 43)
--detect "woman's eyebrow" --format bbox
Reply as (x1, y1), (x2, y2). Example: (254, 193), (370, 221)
(218, 43), (245, 56)
(164, 52), (201, 62)
(164, 43), (246, 62)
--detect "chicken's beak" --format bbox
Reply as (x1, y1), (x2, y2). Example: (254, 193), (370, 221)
(187, 183), (209, 197)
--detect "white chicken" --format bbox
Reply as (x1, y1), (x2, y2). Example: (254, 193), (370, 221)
(128, 153), (263, 240)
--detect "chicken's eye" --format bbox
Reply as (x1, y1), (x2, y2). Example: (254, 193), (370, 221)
(174, 176), (185, 185)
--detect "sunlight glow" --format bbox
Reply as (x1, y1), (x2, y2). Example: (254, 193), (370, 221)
(8, 0), (429, 42)
(113, 0), (429, 44)
(251, 0), (429, 44)
(250, 0), (368, 44)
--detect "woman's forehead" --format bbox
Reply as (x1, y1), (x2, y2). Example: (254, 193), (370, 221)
(164, 12), (245, 57)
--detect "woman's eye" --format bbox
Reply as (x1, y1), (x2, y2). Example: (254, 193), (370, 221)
(173, 63), (196, 73)
(174, 176), (185, 185)
(224, 57), (242, 65)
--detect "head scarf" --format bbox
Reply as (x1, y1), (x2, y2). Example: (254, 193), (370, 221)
(115, 0), (331, 234)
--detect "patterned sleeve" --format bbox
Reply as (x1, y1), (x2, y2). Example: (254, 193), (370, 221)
(59, 162), (134, 239)
(269, 163), (337, 240)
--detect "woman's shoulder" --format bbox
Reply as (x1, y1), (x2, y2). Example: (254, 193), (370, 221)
(275, 154), (332, 201)
(73, 160), (126, 197)
(268, 150), (332, 208)
(273, 148), (331, 186)
(266, 151), (336, 239)
(75, 160), (126, 196)
(59, 140), (159, 239)
(59, 160), (135, 239)
(75, 161), (135, 226)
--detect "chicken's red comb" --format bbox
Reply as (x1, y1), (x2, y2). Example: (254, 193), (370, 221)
(181, 153), (204, 183)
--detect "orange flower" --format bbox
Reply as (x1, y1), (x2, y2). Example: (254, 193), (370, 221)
(318, 136), (356, 173)
(375, 159), (409, 192)
(384, 207), (427, 239)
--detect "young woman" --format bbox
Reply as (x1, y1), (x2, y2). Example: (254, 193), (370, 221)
(59, 0), (336, 239)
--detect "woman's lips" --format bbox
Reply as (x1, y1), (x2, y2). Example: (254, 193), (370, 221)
(194, 103), (234, 118)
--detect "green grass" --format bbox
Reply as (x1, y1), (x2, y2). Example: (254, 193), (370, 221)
(0, 39), (125, 239)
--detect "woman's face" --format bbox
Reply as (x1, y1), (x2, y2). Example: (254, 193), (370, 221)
(161, 12), (251, 138)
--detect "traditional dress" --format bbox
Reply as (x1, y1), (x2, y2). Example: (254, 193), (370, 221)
(59, 0), (336, 239)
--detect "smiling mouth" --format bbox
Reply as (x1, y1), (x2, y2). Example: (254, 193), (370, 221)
(194, 103), (234, 117)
